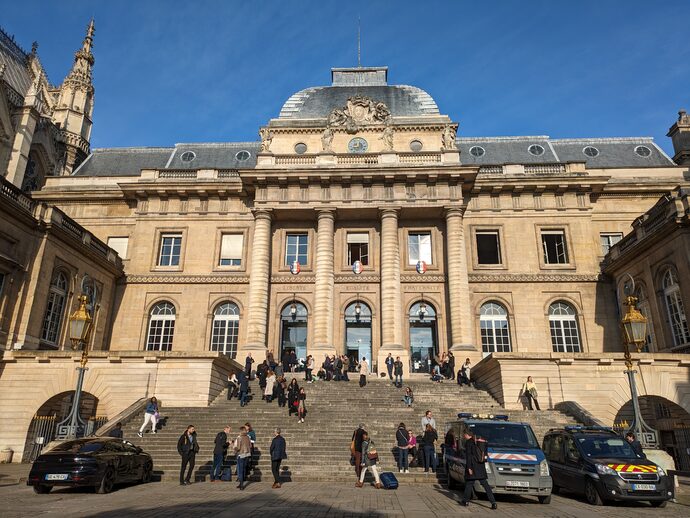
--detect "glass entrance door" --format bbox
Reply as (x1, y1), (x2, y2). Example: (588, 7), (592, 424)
(345, 301), (372, 365)
(280, 302), (308, 364)
(409, 302), (437, 373)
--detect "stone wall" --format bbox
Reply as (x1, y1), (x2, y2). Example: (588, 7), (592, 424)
(0, 351), (241, 462)
(472, 352), (690, 425)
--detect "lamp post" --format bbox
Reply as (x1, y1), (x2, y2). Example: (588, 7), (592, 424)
(56, 295), (93, 440)
(620, 294), (658, 448)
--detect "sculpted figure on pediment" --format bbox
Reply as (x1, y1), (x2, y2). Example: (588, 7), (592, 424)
(441, 124), (457, 151)
(259, 127), (273, 152)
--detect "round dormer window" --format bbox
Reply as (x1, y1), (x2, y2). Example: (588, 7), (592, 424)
(583, 146), (599, 158)
(180, 151), (196, 162)
(634, 145), (651, 157)
(469, 146), (485, 157)
(528, 144), (545, 156)
(235, 150), (251, 161)
(294, 143), (307, 154)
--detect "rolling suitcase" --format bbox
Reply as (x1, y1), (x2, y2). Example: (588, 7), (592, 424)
(380, 471), (399, 490)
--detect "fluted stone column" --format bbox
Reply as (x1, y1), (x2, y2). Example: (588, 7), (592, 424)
(313, 208), (336, 354)
(445, 206), (475, 350)
(378, 207), (406, 372)
(244, 209), (272, 357)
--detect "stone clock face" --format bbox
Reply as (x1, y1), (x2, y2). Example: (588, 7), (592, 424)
(348, 137), (368, 154)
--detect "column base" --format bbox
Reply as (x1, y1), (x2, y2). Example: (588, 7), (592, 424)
(237, 343), (268, 363)
(450, 343), (476, 351)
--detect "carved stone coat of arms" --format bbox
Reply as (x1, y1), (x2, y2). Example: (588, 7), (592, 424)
(328, 95), (391, 134)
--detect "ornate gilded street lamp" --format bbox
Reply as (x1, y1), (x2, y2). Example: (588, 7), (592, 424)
(56, 295), (93, 439)
(620, 291), (658, 448)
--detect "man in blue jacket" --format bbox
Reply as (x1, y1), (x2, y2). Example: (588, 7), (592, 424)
(269, 427), (288, 488)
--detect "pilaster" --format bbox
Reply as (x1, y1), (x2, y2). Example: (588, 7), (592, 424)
(312, 208), (336, 355)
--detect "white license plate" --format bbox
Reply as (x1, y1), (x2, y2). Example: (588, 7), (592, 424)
(632, 484), (656, 491)
(45, 474), (68, 481)
(505, 480), (530, 487)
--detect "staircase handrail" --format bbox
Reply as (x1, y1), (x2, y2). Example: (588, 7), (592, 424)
(94, 397), (149, 437)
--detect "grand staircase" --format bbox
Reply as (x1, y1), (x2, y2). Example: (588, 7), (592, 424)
(121, 376), (579, 483)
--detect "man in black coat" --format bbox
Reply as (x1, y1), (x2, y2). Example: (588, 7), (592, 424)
(625, 432), (646, 458)
(245, 353), (254, 377)
(177, 425), (200, 485)
(211, 426), (231, 482)
(270, 427), (288, 488)
(461, 431), (496, 509)
(238, 371), (249, 407)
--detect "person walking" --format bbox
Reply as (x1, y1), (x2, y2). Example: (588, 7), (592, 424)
(458, 358), (471, 386)
(244, 352), (254, 377)
(521, 376), (541, 410)
(334, 355), (343, 381)
(297, 387), (307, 423)
(227, 373), (239, 400)
(421, 410), (436, 430)
(394, 356), (403, 387)
(265, 370), (276, 403)
(422, 423), (438, 474)
(359, 356), (369, 387)
(289, 350), (297, 372)
(342, 355), (350, 381)
(287, 378), (300, 416)
(385, 353), (394, 381)
(402, 386), (414, 407)
(177, 425), (199, 485)
(351, 424), (366, 480)
(238, 370), (249, 407)
(356, 431), (382, 489)
(137, 397), (159, 437)
(396, 423), (410, 473)
(461, 431), (497, 509)
(277, 375), (287, 407)
(270, 428), (287, 488)
(233, 426), (252, 490)
(211, 425), (231, 482)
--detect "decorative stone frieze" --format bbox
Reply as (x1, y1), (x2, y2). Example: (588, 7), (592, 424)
(468, 273), (604, 283)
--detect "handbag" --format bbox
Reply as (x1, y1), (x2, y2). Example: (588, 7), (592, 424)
(367, 448), (379, 461)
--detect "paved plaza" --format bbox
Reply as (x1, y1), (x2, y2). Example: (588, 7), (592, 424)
(0, 479), (687, 518)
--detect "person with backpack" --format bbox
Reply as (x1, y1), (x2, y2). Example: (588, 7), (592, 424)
(393, 356), (404, 387)
(177, 425), (199, 485)
(461, 431), (497, 509)
(356, 431), (381, 488)
(211, 425), (231, 482)
(396, 423), (410, 473)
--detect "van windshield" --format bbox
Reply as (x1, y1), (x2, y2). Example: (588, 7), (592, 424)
(577, 436), (639, 459)
(467, 423), (540, 449)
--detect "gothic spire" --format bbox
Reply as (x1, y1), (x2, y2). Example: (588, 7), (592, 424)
(67, 19), (95, 83)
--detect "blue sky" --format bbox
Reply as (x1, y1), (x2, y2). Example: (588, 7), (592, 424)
(3, 1), (689, 154)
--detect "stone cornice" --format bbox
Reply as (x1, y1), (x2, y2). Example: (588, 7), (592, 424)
(124, 274), (250, 284)
(468, 273), (604, 283)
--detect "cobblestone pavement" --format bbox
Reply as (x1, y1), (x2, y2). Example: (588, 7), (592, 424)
(1, 480), (688, 518)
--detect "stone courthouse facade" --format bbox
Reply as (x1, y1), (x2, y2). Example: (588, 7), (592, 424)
(1, 23), (690, 462)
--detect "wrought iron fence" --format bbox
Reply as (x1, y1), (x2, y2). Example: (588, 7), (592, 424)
(23, 415), (109, 463)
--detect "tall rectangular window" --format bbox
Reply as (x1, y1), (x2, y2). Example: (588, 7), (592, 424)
(107, 237), (129, 259)
(158, 233), (182, 267)
(408, 232), (432, 265)
(347, 232), (369, 265)
(219, 234), (243, 266)
(541, 230), (569, 264)
(285, 233), (308, 265)
(476, 230), (501, 265)
(600, 232), (623, 255)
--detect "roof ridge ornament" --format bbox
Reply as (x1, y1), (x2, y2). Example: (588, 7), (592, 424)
(328, 95), (391, 134)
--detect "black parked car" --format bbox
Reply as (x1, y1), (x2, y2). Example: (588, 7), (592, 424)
(542, 427), (672, 507)
(28, 437), (153, 494)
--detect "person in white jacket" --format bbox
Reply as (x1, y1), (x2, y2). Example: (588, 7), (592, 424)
(458, 358), (471, 386)
(264, 371), (276, 403)
(359, 357), (369, 387)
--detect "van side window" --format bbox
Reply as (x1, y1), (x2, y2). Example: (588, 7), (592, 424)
(564, 436), (580, 462)
(544, 434), (564, 463)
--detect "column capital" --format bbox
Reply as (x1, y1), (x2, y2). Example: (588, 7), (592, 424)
(379, 206), (401, 219)
(251, 208), (273, 221)
(314, 207), (337, 219)
(443, 205), (466, 218)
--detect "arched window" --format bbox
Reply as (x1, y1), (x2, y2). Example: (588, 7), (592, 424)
(409, 301), (438, 373)
(146, 301), (176, 351)
(662, 269), (690, 348)
(549, 302), (581, 353)
(40, 272), (68, 346)
(634, 285), (655, 352)
(480, 302), (511, 353)
(280, 301), (308, 362)
(210, 302), (240, 358)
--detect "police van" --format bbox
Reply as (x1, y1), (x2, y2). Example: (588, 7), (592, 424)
(444, 413), (552, 504)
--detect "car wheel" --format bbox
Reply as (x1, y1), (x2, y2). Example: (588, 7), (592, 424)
(97, 468), (115, 494)
(538, 495), (551, 504)
(650, 500), (667, 508)
(33, 484), (52, 494)
(141, 462), (153, 484)
(584, 479), (603, 506)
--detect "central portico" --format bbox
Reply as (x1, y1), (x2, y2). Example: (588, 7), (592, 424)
(238, 66), (477, 372)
